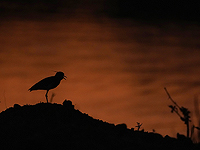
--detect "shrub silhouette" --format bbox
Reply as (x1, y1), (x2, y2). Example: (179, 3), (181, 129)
(164, 87), (200, 141)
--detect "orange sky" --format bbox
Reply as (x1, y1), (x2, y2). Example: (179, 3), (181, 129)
(0, 17), (200, 138)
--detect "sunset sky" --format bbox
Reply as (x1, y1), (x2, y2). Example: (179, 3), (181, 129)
(0, 0), (200, 138)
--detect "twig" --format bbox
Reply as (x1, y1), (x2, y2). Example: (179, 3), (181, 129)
(135, 122), (143, 131)
(50, 93), (55, 103)
(164, 87), (180, 109)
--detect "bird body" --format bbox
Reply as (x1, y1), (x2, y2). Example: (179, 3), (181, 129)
(29, 75), (62, 91)
(29, 72), (66, 103)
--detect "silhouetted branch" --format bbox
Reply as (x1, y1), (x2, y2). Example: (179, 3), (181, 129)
(164, 87), (181, 109)
(164, 87), (191, 138)
(135, 122), (143, 131)
(50, 92), (56, 103)
(195, 126), (200, 130)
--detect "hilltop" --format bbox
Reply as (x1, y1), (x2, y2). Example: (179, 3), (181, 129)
(0, 100), (199, 150)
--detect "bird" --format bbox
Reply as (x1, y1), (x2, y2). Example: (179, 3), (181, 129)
(29, 72), (67, 103)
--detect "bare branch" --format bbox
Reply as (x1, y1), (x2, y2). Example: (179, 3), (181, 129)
(164, 87), (180, 109)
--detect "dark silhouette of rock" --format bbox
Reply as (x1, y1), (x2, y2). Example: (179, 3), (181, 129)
(0, 100), (199, 150)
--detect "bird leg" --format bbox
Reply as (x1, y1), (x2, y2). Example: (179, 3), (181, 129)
(45, 90), (49, 103)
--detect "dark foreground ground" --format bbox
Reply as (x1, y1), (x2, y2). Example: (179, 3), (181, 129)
(0, 100), (199, 150)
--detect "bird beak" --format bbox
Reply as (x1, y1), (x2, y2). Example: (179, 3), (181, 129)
(63, 76), (67, 80)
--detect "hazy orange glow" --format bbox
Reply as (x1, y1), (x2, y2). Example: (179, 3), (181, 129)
(0, 17), (200, 138)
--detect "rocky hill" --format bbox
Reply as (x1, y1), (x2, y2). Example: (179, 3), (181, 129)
(0, 100), (199, 150)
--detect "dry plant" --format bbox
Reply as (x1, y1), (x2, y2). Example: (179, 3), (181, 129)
(164, 87), (200, 141)
(135, 122), (143, 131)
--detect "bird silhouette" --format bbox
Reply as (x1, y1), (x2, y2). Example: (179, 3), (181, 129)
(29, 72), (67, 103)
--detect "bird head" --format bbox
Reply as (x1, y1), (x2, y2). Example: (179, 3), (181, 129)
(55, 71), (67, 80)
